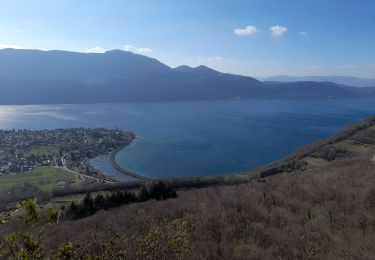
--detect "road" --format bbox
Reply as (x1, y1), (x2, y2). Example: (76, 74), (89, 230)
(58, 156), (100, 183)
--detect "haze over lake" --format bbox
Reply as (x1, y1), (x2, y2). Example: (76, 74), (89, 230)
(1, 99), (375, 179)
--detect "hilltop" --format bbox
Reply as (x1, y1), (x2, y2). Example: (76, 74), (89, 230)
(1, 48), (375, 104)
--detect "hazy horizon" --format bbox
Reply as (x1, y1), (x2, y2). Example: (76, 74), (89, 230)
(1, 47), (375, 81)
(1, 0), (374, 78)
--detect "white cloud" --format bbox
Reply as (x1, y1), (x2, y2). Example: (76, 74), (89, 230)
(0, 44), (48, 51)
(299, 31), (308, 36)
(270, 25), (288, 37)
(123, 44), (153, 54)
(234, 25), (258, 36)
(0, 43), (27, 49)
(86, 46), (107, 53)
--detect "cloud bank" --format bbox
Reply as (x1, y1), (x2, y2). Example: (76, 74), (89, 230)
(234, 25), (258, 36)
(270, 25), (288, 36)
(86, 46), (107, 53)
(123, 44), (153, 54)
(0, 44), (27, 49)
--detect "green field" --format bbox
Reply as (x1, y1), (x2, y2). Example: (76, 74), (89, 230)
(0, 166), (81, 192)
(333, 140), (370, 154)
(369, 125), (375, 131)
(302, 156), (328, 167)
(24, 145), (60, 157)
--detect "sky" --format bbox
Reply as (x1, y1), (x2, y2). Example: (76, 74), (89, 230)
(0, 0), (374, 78)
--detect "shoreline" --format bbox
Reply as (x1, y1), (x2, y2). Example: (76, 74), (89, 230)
(104, 115), (375, 184)
(108, 142), (152, 182)
(51, 115), (375, 198)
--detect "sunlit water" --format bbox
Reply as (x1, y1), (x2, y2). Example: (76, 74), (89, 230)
(1, 99), (375, 180)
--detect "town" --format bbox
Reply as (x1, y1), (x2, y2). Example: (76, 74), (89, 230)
(0, 128), (135, 181)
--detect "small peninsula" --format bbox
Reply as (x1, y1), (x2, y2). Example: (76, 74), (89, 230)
(0, 128), (135, 194)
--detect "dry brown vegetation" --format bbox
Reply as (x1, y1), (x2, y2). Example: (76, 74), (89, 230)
(2, 153), (373, 259)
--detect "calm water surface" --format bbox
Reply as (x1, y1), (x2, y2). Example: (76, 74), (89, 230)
(0, 99), (374, 180)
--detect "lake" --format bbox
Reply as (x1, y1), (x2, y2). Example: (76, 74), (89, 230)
(1, 99), (375, 180)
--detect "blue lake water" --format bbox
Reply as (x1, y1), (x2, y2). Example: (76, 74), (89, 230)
(0, 99), (375, 180)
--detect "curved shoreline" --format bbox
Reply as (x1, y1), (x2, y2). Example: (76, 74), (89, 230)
(109, 144), (152, 182)
(52, 115), (375, 198)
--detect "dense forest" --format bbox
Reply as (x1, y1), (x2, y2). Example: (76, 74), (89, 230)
(1, 153), (375, 259)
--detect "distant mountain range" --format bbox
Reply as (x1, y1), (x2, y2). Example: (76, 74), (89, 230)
(0, 48), (374, 104)
(260, 75), (375, 88)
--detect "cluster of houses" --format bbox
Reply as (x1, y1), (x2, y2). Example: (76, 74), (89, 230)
(0, 128), (135, 176)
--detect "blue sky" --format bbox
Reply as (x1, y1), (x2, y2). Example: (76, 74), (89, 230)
(0, 0), (374, 77)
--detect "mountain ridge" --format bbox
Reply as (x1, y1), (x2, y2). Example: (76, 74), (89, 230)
(260, 75), (375, 88)
(0, 48), (374, 104)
